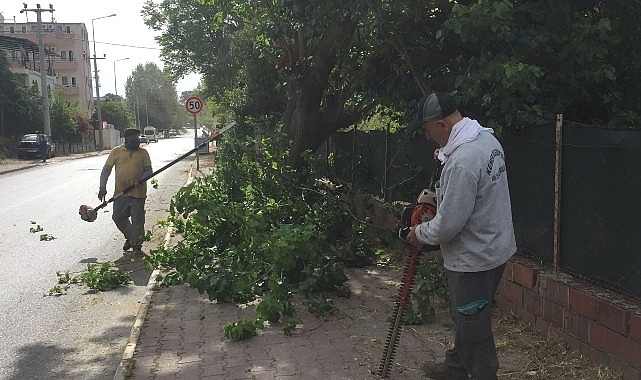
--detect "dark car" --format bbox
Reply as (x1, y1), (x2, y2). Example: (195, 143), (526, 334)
(139, 135), (150, 144)
(17, 134), (55, 159)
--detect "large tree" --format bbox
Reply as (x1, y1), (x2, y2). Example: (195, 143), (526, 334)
(144, 0), (641, 165)
(124, 63), (178, 130)
(144, 0), (428, 166)
(0, 54), (42, 138)
(99, 94), (136, 131)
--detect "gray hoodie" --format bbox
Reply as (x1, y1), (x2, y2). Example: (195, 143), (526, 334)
(415, 130), (517, 272)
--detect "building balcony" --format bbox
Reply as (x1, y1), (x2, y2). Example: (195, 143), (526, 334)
(55, 60), (78, 70)
(59, 86), (80, 96)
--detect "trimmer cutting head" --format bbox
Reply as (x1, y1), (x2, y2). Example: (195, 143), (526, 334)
(79, 205), (98, 222)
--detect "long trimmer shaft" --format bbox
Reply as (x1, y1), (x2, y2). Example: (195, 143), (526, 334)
(377, 247), (421, 378)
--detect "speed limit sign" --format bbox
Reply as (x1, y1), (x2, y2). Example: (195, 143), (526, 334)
(185, 96), (203, 114)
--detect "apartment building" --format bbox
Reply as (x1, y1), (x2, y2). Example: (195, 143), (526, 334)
(0, 13), (93, 113)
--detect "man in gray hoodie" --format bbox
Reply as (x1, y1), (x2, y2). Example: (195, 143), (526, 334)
(406, 92), (517, 380)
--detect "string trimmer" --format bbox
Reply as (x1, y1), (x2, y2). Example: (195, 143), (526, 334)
(377, 160), (442, 378)
(79, 122), (236, 222)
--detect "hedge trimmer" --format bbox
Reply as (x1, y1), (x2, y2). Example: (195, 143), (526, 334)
(79, 122), (236, 222)
(377, 161), (441, 378)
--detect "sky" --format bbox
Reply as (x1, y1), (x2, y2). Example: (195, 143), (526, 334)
(1, 0), (202, 97)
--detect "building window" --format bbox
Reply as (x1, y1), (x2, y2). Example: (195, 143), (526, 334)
(71, 77), (77, 87)
(10, 27), (15, 34)
(22, 26), (27, 33)
(69, 51), (74, 61)
(60, 51), (67, 61)
(61, 76), (69, 86)
(65, 25), (71, 34)
(56, 25), (62, 32)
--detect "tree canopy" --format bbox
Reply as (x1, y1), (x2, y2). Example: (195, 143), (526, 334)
(143, 0), (641, 163)
(99, 94), (136, 132)
(124, 62), (179, 130)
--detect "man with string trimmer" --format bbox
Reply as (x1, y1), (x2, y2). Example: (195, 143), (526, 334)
(405, 92), (516, 380)
(97, 127), (152, 257)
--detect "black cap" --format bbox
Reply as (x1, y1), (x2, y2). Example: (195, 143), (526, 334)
(408, 92), (459, 131)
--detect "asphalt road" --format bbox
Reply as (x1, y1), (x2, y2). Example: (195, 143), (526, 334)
(0, 134), (201, 380)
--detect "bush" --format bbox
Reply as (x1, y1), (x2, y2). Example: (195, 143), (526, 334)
(146, 129), (366, 336)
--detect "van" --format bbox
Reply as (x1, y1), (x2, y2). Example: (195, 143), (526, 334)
(143, 126), (158, 142)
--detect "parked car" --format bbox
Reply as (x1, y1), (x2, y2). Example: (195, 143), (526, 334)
(168, 128), (177, 137)
(17, 134), (55, 159)
(139, 135), (150, 144)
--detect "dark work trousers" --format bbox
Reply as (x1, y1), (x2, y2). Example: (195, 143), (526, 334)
(112, 196), (146, 248)
(445, 263), (506, 380)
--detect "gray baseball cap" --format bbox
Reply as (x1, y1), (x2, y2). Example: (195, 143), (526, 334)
(408, 92), (458, 131)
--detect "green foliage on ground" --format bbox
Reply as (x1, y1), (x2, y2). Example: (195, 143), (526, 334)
(146, 130), (372, 337)
(48, 263), (132, 295)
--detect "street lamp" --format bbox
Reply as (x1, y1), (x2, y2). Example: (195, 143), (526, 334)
(91, 13), (116, 150)
(113, 57), (129, 97)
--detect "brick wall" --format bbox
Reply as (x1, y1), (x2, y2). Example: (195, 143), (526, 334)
(496, 255), (641, 380)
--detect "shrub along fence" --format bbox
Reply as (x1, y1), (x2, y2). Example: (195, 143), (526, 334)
(326, 119), (641, 378)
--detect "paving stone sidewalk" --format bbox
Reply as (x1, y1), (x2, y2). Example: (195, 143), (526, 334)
(115, 265), (444, 380)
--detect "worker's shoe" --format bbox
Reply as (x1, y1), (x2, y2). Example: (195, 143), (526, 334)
(122, 240), (132, 251)
(132, 246), (145, 256)
(421, 361), (468, 380)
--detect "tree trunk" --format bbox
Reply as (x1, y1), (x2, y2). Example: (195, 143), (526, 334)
(282, 20), (366, 168)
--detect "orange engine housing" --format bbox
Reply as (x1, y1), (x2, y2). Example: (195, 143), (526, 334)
(410, 203), (436, 227)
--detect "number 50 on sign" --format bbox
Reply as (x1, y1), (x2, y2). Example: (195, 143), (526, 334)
(185, 96), (203, 114)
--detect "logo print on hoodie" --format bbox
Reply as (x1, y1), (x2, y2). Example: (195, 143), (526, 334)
(486, 149), (506, 181)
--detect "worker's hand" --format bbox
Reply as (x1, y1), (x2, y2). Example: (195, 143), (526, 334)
(433, 148), (440, 160)
(209, 129), (220, 140)
(406, 226), (424, 249)
(98, 189), (107, 202)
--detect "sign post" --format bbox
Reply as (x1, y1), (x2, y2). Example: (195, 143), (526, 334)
(185, 96), (203, 170)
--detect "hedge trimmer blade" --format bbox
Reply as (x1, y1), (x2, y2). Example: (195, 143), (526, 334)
(378, 248), (421, 378)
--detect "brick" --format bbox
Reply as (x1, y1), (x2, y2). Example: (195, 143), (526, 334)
(630, 313), (641, 344)
(546, 279), (569, 307)
(566, 311), (590, 342)
(499, 280), (523, 306)
(548, 325), (582, 352)
(535, 317), (551, 335)
(503, 260), (514, 282)
(523, 289), (542, 316)
(542, 299), (565, 328)
(580, 342), (609, 365)
(596, 299), (629, 335)
(620, 363), (641, 380)
(512, 262), (537, 290)
(514, 302), (536, 325)
(590, 322), (641, 369)
(494, 296), (517, 315)
(569, 288), (597, 320)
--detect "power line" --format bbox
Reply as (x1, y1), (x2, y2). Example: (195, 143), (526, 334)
(94, 41), (161, 50)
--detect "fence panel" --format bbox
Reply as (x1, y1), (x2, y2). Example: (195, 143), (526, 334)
(331, 124), (641, 299)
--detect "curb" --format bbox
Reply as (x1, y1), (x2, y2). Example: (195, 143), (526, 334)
(0, 151), (107, 176)
(112, 159), (197, 380)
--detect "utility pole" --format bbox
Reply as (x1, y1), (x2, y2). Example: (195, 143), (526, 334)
(21, 4), (54, 137)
